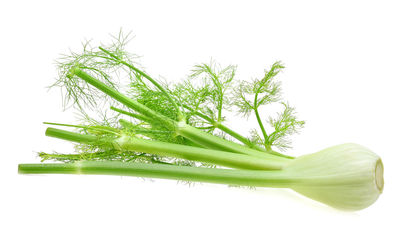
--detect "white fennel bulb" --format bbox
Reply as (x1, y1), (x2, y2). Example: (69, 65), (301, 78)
(285, 143), (384, 210)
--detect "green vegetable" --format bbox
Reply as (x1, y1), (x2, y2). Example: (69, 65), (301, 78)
(18, 32), (384, 210)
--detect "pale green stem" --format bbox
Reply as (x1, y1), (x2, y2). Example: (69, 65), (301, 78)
(182, 104), (263, 151)
(254, 90), (270, 149)
(98, 47), (185, 121)
(175, 123), (284, 159)
(71, 67), (176, 129)
(46, 127), (291, 170)
(18, 161), (293, 188)
(110, 106), (154, 124)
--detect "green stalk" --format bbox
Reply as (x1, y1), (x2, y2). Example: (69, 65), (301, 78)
(46, 127), (290, 170)
(216, 124), (293, 158)
(110, 106), (154, 124)
(18, 161), (292, 187)
(117, 119), (205, 148)
(98, 47), (185, 121)
(43, 122), (120, 135)
(216, 123), (258, 148)
(71, 67), (176, 130)
(254, 90), (269, 149)
(181, 105), (293, 158)
(46, 127), (98, 143)
(182, 104), (262, 150)
(176, 123), (285, 160)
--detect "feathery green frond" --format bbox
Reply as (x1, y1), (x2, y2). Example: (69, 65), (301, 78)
(190, 60), (237, 122)
(233, 61), (283, 114)
(232, 61), (303, 151)
(49, 33), (302, 160)
(267, 103), (305, 150)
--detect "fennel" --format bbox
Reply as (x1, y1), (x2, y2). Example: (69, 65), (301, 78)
(19, 32), (384, 210)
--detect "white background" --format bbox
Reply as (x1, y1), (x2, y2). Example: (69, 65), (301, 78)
(1, 0), (399, 249)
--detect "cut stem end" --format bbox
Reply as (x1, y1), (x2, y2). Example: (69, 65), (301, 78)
(375, 159), (384, 193)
